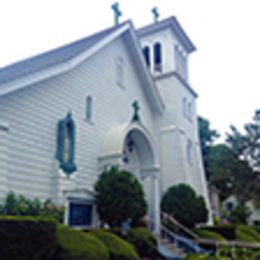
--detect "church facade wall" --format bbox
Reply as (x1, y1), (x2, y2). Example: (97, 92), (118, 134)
(155, 74), (210, 210)
(0, 35), (159, 205)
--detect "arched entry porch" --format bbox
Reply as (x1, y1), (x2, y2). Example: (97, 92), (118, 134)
(99, 123), (160, 233)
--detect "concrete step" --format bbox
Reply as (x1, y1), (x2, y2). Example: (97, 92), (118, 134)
(158, 237), (186, 258)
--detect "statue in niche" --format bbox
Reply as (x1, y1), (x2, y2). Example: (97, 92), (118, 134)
(56, 112), (77, 175)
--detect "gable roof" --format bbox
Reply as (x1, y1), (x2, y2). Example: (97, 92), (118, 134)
(0, 21), (164, 113)
(137, 16), (196, 53)
(0, 22), (125, 85)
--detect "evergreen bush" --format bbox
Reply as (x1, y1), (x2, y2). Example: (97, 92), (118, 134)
(229, 204), (251, 224)
(126, 227), (157, 257)
(0, 216), (56, 260)
(55, 225), (109, 260)
(95, 167), (147, 227)
(161, 184), (208, 228)
(90, 229), (140, 260)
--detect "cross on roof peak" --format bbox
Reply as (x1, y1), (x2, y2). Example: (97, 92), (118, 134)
(111, 2), (123, 25)
(151, 7), (160, 23)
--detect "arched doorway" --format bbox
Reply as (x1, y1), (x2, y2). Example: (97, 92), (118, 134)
(99, 123), (160, 233)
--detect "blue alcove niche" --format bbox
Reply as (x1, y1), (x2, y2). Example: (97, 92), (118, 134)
(56, 112), (77, 175)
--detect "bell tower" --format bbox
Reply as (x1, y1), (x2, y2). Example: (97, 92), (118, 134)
(137, 17), (212, 221)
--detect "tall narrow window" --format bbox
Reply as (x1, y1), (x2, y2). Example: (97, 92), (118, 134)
(187, 139), (193, 166)
(188, 102), (192, 121)
(86, 96), (92, 121)
(154, 42), (162, 72)
(142, 46), (150, 67)
(116, 56), (124, 87)
(182, 97), (187, 117)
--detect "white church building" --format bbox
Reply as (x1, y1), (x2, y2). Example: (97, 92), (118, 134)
(0, 16), (210, 229)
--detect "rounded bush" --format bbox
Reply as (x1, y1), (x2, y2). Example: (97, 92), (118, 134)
(90, 229), (140, 260)
(161, 184), (208, 228)
(55, 225), (109, 260)
(126, 227), (157, 257)
(95, 167), (147, 227)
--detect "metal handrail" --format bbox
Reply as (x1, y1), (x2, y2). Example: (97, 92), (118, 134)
(145, 215), (205, 254)
(161, 212), (199, 239)
(161, 211), (260, 250)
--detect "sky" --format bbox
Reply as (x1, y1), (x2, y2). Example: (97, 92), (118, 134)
(0, 0), (259, 139)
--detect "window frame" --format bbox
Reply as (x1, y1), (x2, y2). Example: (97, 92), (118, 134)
(116, 56), (125, 88)
(85, 95), (93, 122)
(142, 46), (151, 68)
(154, 42), (162, 72)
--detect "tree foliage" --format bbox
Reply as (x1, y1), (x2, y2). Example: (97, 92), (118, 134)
(198, 116), (219, 180)
(161, 184), (208, 228)
(198, 114), (259, 204)
(226, 110), (260, 203)
(95, 167), (147, 227)
(227, 109), (260, 170)
(207, 144), (256, 203)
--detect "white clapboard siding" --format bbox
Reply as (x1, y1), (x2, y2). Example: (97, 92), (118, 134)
(0, 35), (158, 202)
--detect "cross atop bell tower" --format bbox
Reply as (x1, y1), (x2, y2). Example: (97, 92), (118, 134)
(151, 7), (160, 23)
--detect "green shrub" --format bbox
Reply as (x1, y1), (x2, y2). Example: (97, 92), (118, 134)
(199, 225), (236, 239)
(195, 229), (227, 241)
(95, 168), (147, 227)
(254, 225), (260, 234)
(0, 191), (64, 223)
(161, 184), (208, 228)
(126, 227), (157, 257)
(185, 254), (217, 260)
(229, 204), (251, 224)
(236, 225), (260, 242)
(55, 225), (109, 260)
(236, 229), (257, 243)
(253, 250), (260, 260)
(0, 216), (56, 260)
(90, 229), (140, 260)
(216, 246), (233, 258)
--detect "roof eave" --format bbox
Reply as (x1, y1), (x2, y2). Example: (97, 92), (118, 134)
(0, 23), (131, 96)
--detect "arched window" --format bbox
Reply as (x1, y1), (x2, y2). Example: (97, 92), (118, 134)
(56, 112), (77, 175)
(154, 42), (162, 72)
(86, 96), (92, 121)
(142, 46), (150, 67)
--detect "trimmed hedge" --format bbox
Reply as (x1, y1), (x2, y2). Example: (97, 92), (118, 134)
(0, 216), (56, 260)
(195, 229), (227, 241)
(126, 227), (157, 257)
(54, 225), (109, 260)
(90, 229), (140, 260)
(199, 225), (236, 239)
(185, 254), (217, 260)
(236, 224), (260, 242)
